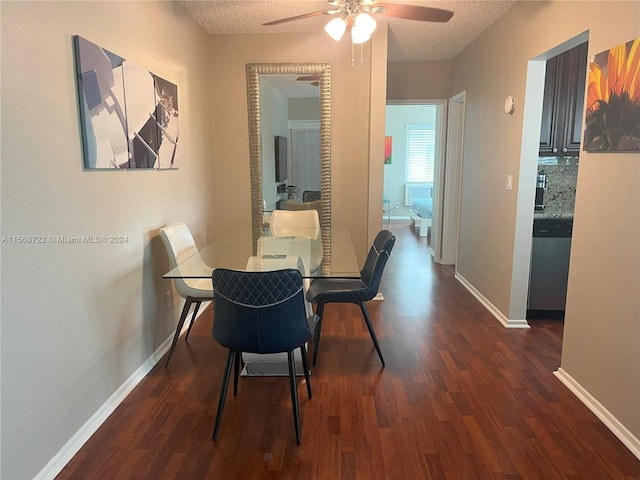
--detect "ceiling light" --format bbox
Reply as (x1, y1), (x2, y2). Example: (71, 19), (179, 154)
(323, 3), (377, 46)
(324, 17), (346, 41)
(354, 13), (376, 35)
(351, 24), (371, 44)
(323, 1), (380, 65)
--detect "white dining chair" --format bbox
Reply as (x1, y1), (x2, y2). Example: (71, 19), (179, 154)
(267, 210), (323, 272)
(159, 223), (214, 367)
(269, 209), (321, 239)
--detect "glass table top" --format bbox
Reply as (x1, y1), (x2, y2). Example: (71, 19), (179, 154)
(163, 227), (360, 279)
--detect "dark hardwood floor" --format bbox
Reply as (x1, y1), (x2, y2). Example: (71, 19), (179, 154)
(57, 222), (640, 479)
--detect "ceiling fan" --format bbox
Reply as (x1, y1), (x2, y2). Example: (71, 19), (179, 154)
(297, 75), (321, 86)
(264, 0), (454, 44)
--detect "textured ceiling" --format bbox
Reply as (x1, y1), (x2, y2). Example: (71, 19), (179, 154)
(177, 0), (519, 62)
(261, 74), (322, 98)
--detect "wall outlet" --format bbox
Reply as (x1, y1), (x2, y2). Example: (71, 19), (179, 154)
(506, 175), (514, 190)
(395, 202), (399, 208)
(166, 290), (172, 309)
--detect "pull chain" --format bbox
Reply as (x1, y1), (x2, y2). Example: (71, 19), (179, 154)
(351, 41), (365, 66)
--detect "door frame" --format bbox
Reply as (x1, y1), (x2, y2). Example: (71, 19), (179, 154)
(509, 31), (589, 322)
(385, 99), (448, 260)
(438, 91), (466, 266)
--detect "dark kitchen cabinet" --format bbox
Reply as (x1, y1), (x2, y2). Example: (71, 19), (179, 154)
(539, 42), (588, 156)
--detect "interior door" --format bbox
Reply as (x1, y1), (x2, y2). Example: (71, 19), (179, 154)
(435, 91), (466, 266)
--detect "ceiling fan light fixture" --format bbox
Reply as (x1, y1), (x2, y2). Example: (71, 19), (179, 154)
(325, 17), (346, 41)
(354, 12), (376, 35)
(351, 24), (371, 44)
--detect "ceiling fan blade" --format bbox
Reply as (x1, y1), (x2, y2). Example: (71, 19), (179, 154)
(297, 75), (321, 81)
(375, 3), (453, 23)
(263, 9), (331, 26)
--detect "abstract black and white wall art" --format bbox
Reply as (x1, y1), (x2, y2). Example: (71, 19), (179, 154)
(73, 35), (179, 169)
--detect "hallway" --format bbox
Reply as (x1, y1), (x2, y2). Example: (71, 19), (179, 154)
(56, 222), (640, 479)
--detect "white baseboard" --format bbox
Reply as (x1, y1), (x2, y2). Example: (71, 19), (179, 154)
(554, 367), (640, 460)
(454, 272), (530, 329)
(34, 301), (212, 480)
(454, 274), (640, 460)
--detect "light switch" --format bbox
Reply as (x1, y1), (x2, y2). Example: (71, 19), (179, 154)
(506, 175), (513, 190)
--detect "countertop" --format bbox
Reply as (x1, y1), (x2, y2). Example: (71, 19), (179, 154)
(533, 206), (574, 220)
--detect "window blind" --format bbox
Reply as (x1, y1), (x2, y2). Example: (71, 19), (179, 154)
(405, 124), (435, 183)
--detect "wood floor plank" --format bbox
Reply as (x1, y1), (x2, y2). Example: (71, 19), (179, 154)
(56, 222), (640, 479)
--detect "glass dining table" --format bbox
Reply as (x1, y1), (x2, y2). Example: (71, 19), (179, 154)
(163, 226), (360, 280)
(163, 226), (361, 376)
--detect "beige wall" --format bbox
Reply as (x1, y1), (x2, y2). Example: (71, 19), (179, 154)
(368, 26), (389, 244)
(451, 0), (639, 442)
(0, 2), (214, 478)
(209, 30), (387, 263)
(2, 1), (637, 477)
(289, 97), (321, 120)
(387, 60), (452, 100)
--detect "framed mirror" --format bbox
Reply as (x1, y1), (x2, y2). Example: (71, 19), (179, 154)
(247, 63), (331, 271)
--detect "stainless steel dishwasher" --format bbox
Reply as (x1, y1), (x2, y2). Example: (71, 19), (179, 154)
(527, 218), (573, 319)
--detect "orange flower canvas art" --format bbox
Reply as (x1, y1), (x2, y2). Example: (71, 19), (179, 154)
(584, 37), (640, 151)
(384, 136), (392, 164)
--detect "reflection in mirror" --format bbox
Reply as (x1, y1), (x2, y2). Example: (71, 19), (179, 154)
(259, 75), (320, 211)
(247, 63), (331, 272)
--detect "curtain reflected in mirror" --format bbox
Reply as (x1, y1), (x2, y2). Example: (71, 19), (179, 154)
(289, 121), (321, 198)
(246, 63), (331, 271)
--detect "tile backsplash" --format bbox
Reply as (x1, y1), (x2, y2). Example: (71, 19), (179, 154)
(537, 156), (578, 215)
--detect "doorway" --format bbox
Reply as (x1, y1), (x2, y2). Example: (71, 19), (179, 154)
(510, 31), (589, 324)
(289, 120), (321, 196)
(384, 101), (447, 259)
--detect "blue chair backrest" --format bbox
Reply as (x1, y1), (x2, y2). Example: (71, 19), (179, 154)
(212, 268), (313, 354)
(360, 230), (396, 298)
(302, 190), (321, 202)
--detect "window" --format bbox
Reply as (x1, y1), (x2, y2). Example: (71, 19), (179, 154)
(405, 124), (435, 183)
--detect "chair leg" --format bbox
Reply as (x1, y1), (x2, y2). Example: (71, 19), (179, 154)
(233, 350), (241, 396)
(300, 345), (312, 399)
(287, 351), (302, 445)
(165, 297), (194, 367)
(359, 302), (385, 366)
(312, 303), (325, 366)
(184, 301), (202, 340)
(212, 350), (235, 441)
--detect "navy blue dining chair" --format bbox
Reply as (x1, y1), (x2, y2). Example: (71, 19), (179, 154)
(305, 230), (395, 366)
(211, 268), (318, 445)
(302, 190), (321, 202)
